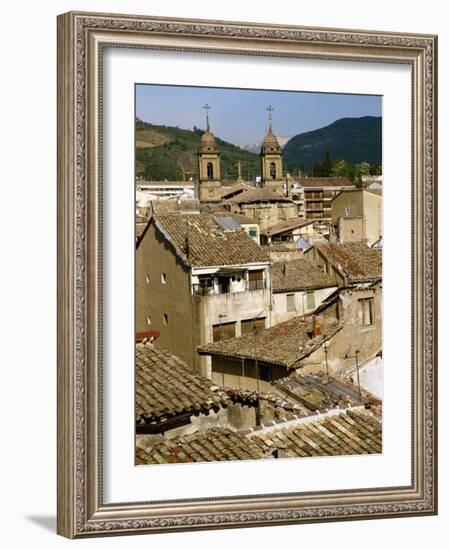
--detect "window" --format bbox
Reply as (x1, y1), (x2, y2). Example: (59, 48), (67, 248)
(241, 318), (266, 336)
(248, 270), (264, 290)
(270, 162), (276, 179)
(248, 227), (257, 238)
(163, 313), (168, 325)
(212, 321), (236, 342)
(359, 298), (374, 326)
(207, 162), (214, 179)
(286, 294), (295, 312)
(161, 272), (167, 284)
(306, 291), (316, 310)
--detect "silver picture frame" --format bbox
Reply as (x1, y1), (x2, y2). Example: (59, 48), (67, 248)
(57, 11), (437, 538)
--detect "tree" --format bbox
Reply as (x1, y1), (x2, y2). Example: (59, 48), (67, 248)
(357, 161), (371, 176)
(330, 159), (349, 177)
(312, 160), (323, 177)
(322, 151), (333, 177)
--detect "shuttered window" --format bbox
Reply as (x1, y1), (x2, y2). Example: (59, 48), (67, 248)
(286, 294), (295, 312)
(241, 318), (266, 335)
(306, 291), (316, 310)
(359, 298), (374, 326)
(212, 322), (236, 342)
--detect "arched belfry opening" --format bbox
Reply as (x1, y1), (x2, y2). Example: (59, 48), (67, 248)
(207, 162), (214, 179)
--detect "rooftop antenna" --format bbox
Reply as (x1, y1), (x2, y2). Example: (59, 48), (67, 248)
(203, 103), (211, 132)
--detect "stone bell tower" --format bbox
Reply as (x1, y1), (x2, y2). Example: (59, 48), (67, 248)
(197, 103), (221, 203)
(260, 105), (284, 195)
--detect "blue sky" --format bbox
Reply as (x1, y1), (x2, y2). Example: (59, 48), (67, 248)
(136, 84), (382, 145)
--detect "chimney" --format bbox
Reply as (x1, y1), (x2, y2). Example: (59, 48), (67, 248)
(312, 315), (321, 338)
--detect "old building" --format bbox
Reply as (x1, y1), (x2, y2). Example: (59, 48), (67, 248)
(305, 241), (382, 287)
(292, 177), (356, 220)
(197, 314), (343, 390)
(271, 258), (338, 325)
(136, 213), (272, 377)
(198, 279), (382, 380)
(222, 187), (299, 231)
(330, 188), (382, 245)
(260, 218), (318, 246)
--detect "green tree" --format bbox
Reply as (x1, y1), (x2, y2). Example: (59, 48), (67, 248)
(322, 151), (333, 177)
(357, 161), (371, 176)
(312, 160), (323, 177)
(330, 159), (349, 177)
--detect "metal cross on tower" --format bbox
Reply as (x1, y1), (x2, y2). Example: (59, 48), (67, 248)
(266, 104), (274, 122)
(203, 103), (211, 131)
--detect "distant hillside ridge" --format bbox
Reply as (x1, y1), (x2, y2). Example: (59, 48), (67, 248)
(135, 118), (260, 182)
(282, 116), (382, 170)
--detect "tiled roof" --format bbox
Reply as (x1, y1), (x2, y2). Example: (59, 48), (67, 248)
(315, 242), (382, 282)
(197, 315), (342, 369)
(220, 183), (249, 199)
(296, 177), (354, 188)
(136, 427), (268, 464)
(261, 218), (313, 237)
(223, 187), (293, 205)
(151, 198), (201, 214)
(135, 408), (382, 464)
(273, 372), (369, 413)
(153, 213), (270, 268)
(272, 258), (336, 292)
(136, 343), (229, 425)
(249, 408), (382, 458)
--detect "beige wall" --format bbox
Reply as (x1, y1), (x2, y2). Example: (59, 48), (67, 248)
(332, 190), (382, 245)
(337, 217), (364, 243)
(229, 202), (299, 231)
(272, 286), (337, 325)
(136, 221), (200, 370)
(298, 284), (382, 377)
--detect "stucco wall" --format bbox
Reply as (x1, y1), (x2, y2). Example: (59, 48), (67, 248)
(272, 286), (337, 325)
(136, 222), (198, 369)
(299, 285), (382, 377)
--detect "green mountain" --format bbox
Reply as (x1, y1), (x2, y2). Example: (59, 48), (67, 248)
(282, 116), (382, 170)
(135, 118), (259, 182)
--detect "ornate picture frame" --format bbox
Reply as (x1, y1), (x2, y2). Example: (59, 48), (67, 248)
(57, 11), (437, 538)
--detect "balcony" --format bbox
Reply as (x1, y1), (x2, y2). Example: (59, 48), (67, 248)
(192, 279), (267, 296)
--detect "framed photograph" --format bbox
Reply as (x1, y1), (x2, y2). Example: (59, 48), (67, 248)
(57, 11), (437, 538)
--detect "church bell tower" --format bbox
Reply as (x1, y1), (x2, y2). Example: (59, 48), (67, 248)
(197, 103), (221, 203)
(260, 105), (284, 195)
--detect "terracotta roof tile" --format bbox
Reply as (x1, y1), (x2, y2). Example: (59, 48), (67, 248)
(273, 372), (371, 413)
(135, 409), (382, 464)
(261, 218), (314, 237)
(272, 258), (336, 291)
(315, 242), (382, 282)
(136, 343), (229, 425)
(250, 408), (381, 457)
(197, 315), (342, 369)
(223, 187), (293, 205)
(154, 213), (269, 267)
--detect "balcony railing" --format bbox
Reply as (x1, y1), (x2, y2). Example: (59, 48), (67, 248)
(192, 280), (266, 296)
